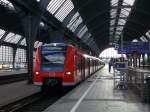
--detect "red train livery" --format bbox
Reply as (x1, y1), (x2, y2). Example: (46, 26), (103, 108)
(33, 43), (104, 91)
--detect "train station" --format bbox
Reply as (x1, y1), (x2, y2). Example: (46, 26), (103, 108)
(0, 0), (150, 112)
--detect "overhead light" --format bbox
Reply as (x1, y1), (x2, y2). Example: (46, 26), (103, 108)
(40, 22), (45, 27)
(37, 0), (40, 2)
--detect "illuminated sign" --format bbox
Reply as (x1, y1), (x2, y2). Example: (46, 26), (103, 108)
(118, 42), (149, 54)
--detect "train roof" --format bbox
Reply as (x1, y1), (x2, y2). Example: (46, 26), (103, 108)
(42, 43), (69, 47)
(41, 43), (102, 62)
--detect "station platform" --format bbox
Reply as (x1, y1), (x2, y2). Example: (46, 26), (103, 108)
(0, 81), (40, 107)
(0, 69), (27, 76)
(43, 65), (150, 112)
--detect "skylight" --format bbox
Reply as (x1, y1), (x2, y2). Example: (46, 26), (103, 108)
(0, 29), (5, 39)
(110, 0), (135, 43)
(123, 0), (135, 5)
(0, 0), (14, 9)
(46, 0), (98, 51)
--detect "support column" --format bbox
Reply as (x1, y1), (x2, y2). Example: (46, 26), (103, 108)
(136, 58), (138, 67)
(142, 54), (145, 68)
(139, 55), (141, 68)
(12, 48), (17, 69)
(130, 56), (132, 67)
(129, 56), (132, 66)
(133, 57), (136, 67)
(23, 15), (40, 84)
(20, 0), (50, 84)
(149, 39), (150, 69)
(126, 54), (130, 66)
(148, 54), (150, 69)
(131, 57), (133, 67)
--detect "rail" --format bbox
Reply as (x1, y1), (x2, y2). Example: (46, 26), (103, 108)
(0, 73), (28, 85)
(0, 89), (71, 112)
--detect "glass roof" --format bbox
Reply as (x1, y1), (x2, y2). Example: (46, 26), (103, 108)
(110, 0), (135, 43)
(123, 0), (135, 5)
(77, 25), (86, 38)
(0, 28), (43, 49)
(110, 20), (115, 26)
(111, 0), (119, 6)
(4, 33), (22, 44)
(0, 29), (5, 39)
(55, 0), (74, 21)
(20, 38), (26, 46)
(47, 0), (74, 22)
(140, 36), (148, 42)
(0, 0), (14, 9)
(0, 0), (100, 52)
(46, 0), (97, 50)
(83, 33), (91, 42)
(67, 12), (83, 32)
(120, 8), (130, 17)
(4, 33), (15, 41)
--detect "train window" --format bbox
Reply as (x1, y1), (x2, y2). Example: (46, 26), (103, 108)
(41, 52), (65, 64)
(40, 46), (67, 71)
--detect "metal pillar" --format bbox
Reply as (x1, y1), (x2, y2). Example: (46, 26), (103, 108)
(131, 58), (133, 67)
(23, 15), (40, 84)
(134, 57), (136, 67)
(149, 39), (150, 69)
(128, 57), (130, 66)
(12, 48), (17, 69)
(142, 54), (145, 68)
(128, 55), (132, 67)
(148, 55), (150, 69)
(139, 55), (141, 68)
(135, 58), (137, 67)
(20, 0), (50, 84)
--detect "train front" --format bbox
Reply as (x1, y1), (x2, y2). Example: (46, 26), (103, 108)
(33, 43), (71, 91)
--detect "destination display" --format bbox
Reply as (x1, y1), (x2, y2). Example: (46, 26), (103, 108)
(117, 42), (150, 54)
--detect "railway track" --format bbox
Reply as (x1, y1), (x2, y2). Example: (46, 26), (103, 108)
(0, 89), (71, 112)
(0, 73), (28, 85)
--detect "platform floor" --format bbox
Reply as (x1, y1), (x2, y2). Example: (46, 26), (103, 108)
(43, 65), (150, 112)
(0, 81), (40, 107)
(0, 69), (27, 76)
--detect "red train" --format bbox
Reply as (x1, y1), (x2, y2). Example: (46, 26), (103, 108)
(33, 43), (104, 91)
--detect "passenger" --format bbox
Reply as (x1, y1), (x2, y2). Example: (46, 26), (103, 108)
(109, 58), (113, 72)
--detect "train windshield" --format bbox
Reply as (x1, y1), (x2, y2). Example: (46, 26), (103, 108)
(41, 46), (67, 71)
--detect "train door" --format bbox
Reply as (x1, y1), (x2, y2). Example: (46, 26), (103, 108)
(92, 61), (94, 73)
(94, 61), (96, 72)
(84, 59), (88, 78)
(88, 59), (90, 75)
(81, 57), (85, 80)
(90, 59), (92, 75)
(93, 61), (95, 72)
(75, 51), (81, 82)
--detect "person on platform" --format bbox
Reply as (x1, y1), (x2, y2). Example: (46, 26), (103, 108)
(109, 58), (113, 72)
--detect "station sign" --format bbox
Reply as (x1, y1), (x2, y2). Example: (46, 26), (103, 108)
(118, 42), (150, 54)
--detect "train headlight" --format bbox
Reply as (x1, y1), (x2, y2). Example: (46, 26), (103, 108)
(35, 71), (40, 75)
(65, 71), (71, 75)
